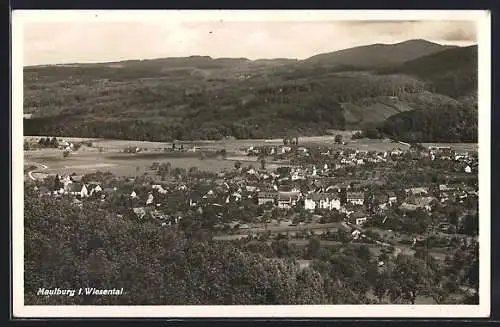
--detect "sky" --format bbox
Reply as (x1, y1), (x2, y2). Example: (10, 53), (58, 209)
(21, 16), (477, 66)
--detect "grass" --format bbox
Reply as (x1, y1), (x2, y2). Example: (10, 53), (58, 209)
(24, 150), (238, 177)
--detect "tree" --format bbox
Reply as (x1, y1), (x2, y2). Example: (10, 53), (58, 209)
(334, 134), (343, 144)
(50, 137), (59, 148)
(63, 150), (70, 158)
(188, 167), (199, 176)
(24, 195), (330, 305)
(260, 159), (266, 170)
(306, 237), (321, 259)
(460, 213), (478, 236)
(391, 255), (434, 304)
(52, 174), (63, 191)
(234, 161), (242, 170)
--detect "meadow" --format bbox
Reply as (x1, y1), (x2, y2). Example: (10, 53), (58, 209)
(24, 135), (477, 178)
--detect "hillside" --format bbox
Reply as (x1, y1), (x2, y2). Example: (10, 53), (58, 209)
(370, 46), (478, 142)
(305, 39), (456, 67)
(23, 39), (478, 142)
(377, 45), (478, 98)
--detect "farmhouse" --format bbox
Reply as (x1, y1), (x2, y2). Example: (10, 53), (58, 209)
(68, 183), (89, 198)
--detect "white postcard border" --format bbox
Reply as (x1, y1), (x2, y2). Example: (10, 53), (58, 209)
(11, 9), (491, 318)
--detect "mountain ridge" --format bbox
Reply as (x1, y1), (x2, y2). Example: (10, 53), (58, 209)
(23, 39), (478, 143)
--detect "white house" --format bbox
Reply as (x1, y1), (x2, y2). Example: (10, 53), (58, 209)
(130, 190), (137, 198)
(350, 212), (368, 226)
(347, 192), (365, 206)
(465, 165), (472, 173)
(152, 184), (168, 194)
(89, 184), (102, 196)
(304, 193), (341, 211)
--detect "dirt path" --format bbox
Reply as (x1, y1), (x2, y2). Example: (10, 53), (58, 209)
(27, 162), (49, 180)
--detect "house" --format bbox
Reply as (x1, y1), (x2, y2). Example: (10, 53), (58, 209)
(246, 185), (259, 192)
(352, 229), (362, 239)
(146, 193), (154, 205)
(152, 184), (168, 194)
(414, 197), (438, 211)
(132, 207), (147, 219)
(373, 193), (389, 205)
(257, 192), (278, 205)
(130, 190), (138, 198)
(405, 187), (428, 196)
(387, 191), (397, 204)
(347, 192), (364, 206)
(72, 198), (83, 208)
(88, 183), (102, 196)
(465, 165), (472, 173)
(390, 148), (404, 156)
(304, 193), (341, 211)
(68, 183), (88, 198)
(278, 191), (301, 209)
(439, 184), (455, 192)
(37, 186), (50, 196)
(350, 211), (368, 226)
(400, 196), (438, 212)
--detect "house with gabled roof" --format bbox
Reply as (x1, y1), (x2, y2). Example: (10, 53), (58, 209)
(304, 193), (341, 211)
(257, 192), (278, 205)
(346, 192), (364, 206)
(68, 183), (89, 198)
(277, 191), (301, 209)
(350, 211), (368, 226)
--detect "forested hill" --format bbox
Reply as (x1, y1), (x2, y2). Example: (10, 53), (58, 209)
(23, 40), (477, 142)
(370, 46), (478, 143)
(305, 39), (456, 67)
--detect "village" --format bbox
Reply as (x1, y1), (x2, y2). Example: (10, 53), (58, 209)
(25, 138), (479, 266)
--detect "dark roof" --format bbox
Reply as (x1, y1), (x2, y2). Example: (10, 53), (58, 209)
(347, 192), (364, 199)
(308, 193), (340, 201)
(68, 183), (84, 192)
(278, 192), (300, 201)
(257, 192), (278, 199)
(70, 175), (83, 182)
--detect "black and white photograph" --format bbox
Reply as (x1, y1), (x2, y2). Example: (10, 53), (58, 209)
(12, 10), (491, 318)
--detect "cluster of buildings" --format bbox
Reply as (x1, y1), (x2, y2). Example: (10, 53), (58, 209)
(30, 141), (478, 240)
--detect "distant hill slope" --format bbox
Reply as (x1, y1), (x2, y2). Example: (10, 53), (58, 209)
(378, 45), (478, 98)
(23, 40), (477, 142)
(305, 39), (456, 67)
(368, 46), (478, 142)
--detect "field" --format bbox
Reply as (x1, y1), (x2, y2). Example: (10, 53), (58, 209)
(25, 150), (239, 177)
(24, 135), (477, 179)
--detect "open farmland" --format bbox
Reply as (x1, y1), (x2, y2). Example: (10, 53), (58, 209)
(24, 150), (238, 177)
(25, 134), (411, 152)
